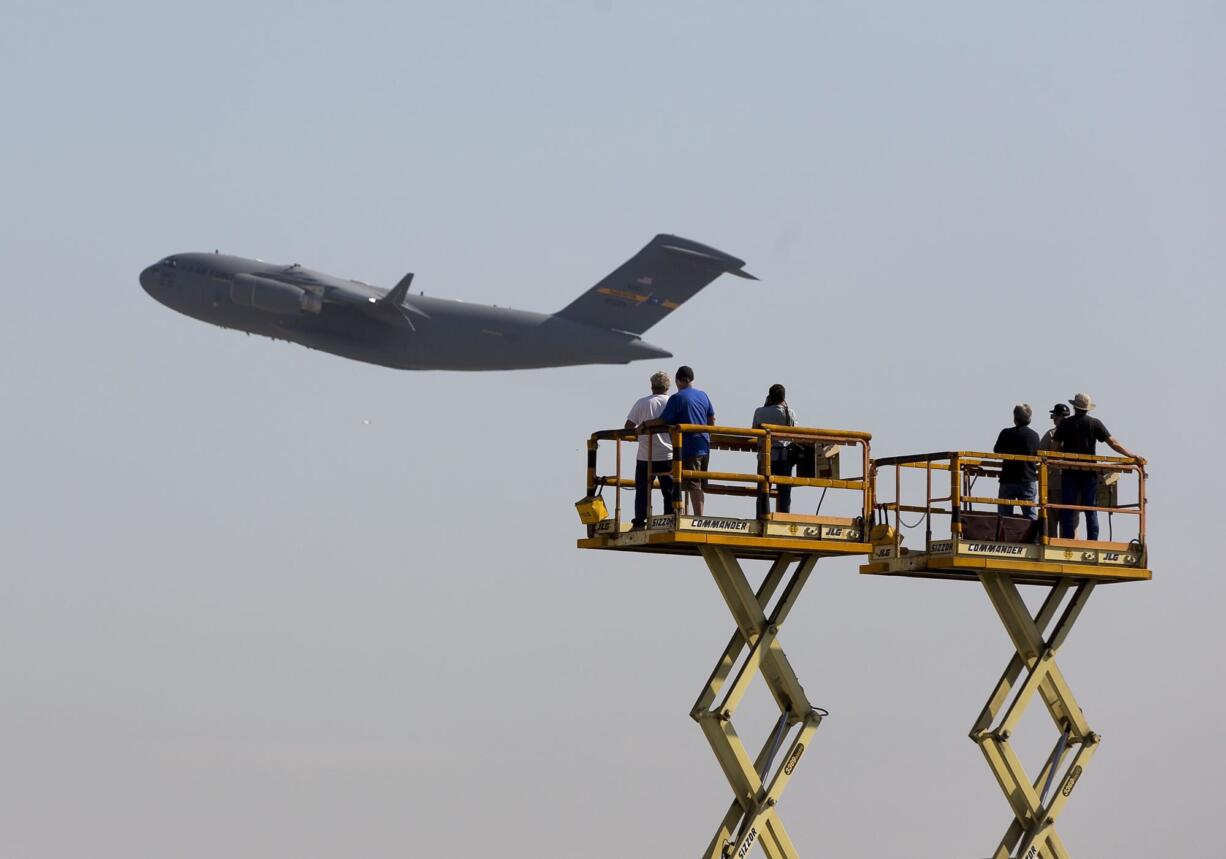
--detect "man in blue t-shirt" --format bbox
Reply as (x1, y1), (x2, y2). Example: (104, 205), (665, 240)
(639, 365), (716, 515)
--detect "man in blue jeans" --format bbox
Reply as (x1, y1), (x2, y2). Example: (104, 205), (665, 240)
(993, 404), (1040, 519)
(639, 365), (715, 515)
(1051, 393), (1145, 540)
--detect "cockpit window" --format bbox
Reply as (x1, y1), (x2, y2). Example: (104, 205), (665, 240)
(161, 257), (178, 268)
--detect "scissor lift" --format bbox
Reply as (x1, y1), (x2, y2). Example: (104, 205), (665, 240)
(578, 423), (874, 859)
(861, 449), (1149, 859)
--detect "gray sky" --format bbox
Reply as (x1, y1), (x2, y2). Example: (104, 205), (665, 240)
(2, 1), (1222, 856)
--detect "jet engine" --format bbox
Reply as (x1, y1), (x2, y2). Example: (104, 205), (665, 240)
(231, 274), (323, 315)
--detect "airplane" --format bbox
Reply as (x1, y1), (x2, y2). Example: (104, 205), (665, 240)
(139, 234), (756, 371)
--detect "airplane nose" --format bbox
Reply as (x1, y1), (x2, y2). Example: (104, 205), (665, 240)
(139, 264), (157, 294)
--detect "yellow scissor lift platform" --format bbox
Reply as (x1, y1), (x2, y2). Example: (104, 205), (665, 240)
(862, 449), (1149, 859)
(579, 423), (873, 558)
(578, 423), (874, 859)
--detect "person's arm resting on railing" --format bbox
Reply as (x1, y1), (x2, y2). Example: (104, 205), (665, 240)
(639, 395), (683, 433)
(1107, 435), (1145, 466)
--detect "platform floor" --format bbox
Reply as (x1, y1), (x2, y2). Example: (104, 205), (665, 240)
(578, 513), (871, 560)
(860, 536), (1150, 585)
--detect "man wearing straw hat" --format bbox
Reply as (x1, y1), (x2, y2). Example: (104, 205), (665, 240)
(1052, 393), (1145, 540)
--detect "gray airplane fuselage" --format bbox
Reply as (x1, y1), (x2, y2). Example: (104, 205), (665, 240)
(141, 235), (755, 371)
(140, 253), (672, 371)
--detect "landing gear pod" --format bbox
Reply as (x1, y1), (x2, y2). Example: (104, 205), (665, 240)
(231, 274), (322, 315)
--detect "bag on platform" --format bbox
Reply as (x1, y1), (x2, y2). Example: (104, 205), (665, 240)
(779, 404), (816, 474)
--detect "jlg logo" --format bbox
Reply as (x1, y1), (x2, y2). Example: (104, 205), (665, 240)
(783, 743), (805, 775)
(1062, 765), (1083, 797)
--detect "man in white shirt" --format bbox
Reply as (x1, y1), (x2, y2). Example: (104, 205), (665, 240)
(624, 370), (676, 527)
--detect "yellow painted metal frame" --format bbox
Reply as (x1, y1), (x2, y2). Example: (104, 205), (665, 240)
(692, 547), (823, 859)
(578, 512), (871, 559)
(972, 575), (1099, 859)
(871, 449), (1146, 549)
(585, 423), (873, 526)
(862, 448), (1150, 858)
(579, 424), (875, 857)
(861, 537), (1150, 586)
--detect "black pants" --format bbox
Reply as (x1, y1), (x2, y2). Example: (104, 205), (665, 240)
(757, 452), (793, 517)
(634, 460), (676, 526)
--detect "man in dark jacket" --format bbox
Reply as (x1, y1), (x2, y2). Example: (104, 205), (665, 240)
(994, 404), (1041, 519)
(1052, 393), (1145, 540)
(1038, 403), (1071, 536)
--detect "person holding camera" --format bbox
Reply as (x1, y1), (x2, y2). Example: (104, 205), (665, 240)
(752, 384), (797, 516)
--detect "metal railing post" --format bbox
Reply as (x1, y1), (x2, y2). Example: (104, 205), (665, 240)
(761, 430), (773, 518)
(1039, 458), (1049, 544)
(645, 432), (653, 523)
(951, 454), (962, 537)
(614, 435), (622, 530)
(894, 462), (902, 553)
(925, 458), (933, 549)
(586, 436), (598, 497)
(1135, 463), (1146, 544)
(672, 427), (684, 516)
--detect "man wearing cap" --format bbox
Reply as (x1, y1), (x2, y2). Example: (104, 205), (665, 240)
(1052, 393), (1145, 540)
(1038, 403), (1070, 535)
(1039, 403), (1070, 451)
(640, 365), (715, 516)
(993, 404), (1040, 519)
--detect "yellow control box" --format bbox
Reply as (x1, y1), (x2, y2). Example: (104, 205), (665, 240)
(575, 494), (608, 524)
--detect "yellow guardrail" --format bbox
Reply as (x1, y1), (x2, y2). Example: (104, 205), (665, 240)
(584, 423), (873, 528)
(872, 450), (1147, 549)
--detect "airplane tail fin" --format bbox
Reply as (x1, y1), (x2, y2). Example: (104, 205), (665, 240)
(553, 234), (756, 335)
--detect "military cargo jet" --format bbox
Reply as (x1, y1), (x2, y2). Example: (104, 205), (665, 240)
(139, 234), (755, 371)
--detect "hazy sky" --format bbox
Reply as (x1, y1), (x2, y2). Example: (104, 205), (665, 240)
(2, 2), (1223, 856)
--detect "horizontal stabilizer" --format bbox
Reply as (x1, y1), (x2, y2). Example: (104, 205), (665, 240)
(554, 234), (755, 334)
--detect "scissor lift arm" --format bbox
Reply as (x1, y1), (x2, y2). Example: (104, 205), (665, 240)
(692, 548), (824, 859)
